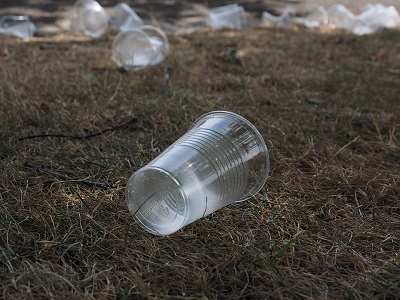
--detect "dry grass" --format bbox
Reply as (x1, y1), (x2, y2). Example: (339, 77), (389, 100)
(1, 25), (399, 299)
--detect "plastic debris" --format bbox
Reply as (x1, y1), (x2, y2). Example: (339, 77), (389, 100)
(70, 0), (109, 37)
(111, 25), (169, 71)
(263, 3), (400, 35)
(352, 3), (400, 35)
(206, 4), (245, 30)
(108, 3), (144, 31)
(126, 111), (270, 235)
(327, 4), (355, 31)
(0, 15), (36, 38)
(301, 6), (328, 28)
(262, 7), (295, 28)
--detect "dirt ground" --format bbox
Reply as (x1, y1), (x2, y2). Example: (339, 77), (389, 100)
(1, 0), (399, 299)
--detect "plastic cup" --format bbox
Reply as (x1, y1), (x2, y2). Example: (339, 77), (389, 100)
(109, 3), (144, 31)
(352, 4), (400, 35)
(327, 4), (355, 31)
(139, 25), (170, 65)
(126, 111), (270, 235)
(72, 0), (109, 37)
(111, 28), (157, 71)
(206, 4), (245, 30)
(302, 6), (328, 28)
(262, 7), (294, 28)
(0, 15), (36, 38)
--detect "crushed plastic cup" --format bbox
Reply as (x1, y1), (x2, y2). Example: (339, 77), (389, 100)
(72, 0), (109, 37)
(111, 28), (157, 71)
(262, 7), (294, 28)
(126, 111), (270, 235)
(139, 25), (169, 65)
(206, 4), (245, 30)
(301, 6), (328, 28)
(327, 4), (355, 31)
(352, 4), (400, 35)
(0, 15), (36, 38)
(109, 3), (143, 31)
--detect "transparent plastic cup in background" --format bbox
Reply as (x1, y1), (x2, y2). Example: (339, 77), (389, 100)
(72, 0), (109, 37)
(262, 7), (294, 28)
(0, 15), (36, 38)
(109, 3), (143, 31)
(300, 6), (328, 28)
(126, 111), (270, 235)
(206, 4), (245, 30)
(139, 25), (170, 65)
(111, 29), (157, 71)
(327, 4), (355, 31)
(111, 28), (157, 71)
(111, 26), (169, 70)
(352, 4), (400, 35)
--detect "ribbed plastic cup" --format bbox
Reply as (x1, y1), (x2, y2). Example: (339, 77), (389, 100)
(126, 111), (270, 235)
(206, 4), (246, 30)
(72, 0), (109, 37)
(111, 28), (157, 71)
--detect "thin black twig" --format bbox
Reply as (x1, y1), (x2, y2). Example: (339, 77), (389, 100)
(131, 192), (162, 235)
(202, 197), (208, 218)
(18, 118), (139, 141)
(23, 162), (111, 189)
(132, 192), (156, 219)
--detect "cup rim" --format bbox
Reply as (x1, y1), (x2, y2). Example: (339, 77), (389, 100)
(139, 25), (170, 57)
(189, 110), (270, 202)
(72, 0), (96, 17)
(208, 4), (241, 14)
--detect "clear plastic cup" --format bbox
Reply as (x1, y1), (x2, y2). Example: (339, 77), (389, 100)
(206, 4), (245, 30)
(301, 6), (328, 28)
(72, 0), (109, 37)
(262, 7), (294, 28)
(126, 111), (270, 235)
(111, 28), (157, 71)
(0, 15), (36, 38)
(327, 4), (355, 31)
(111, 26), (169, 70)
(352, 4), (400, 35)
(109, 3), (144, 31)
(139, 25), (170, 65)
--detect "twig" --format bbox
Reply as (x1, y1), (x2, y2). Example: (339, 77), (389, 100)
(23, 162), (111, 188)
(131, 192), (163, 235)
(332, 135), (360, 159)
(202, 197), (208, 218)
(18, 118), (139, 141)
(127, 148), (136, 168)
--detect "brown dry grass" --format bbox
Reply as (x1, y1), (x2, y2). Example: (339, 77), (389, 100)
(1, 25), (399, 299)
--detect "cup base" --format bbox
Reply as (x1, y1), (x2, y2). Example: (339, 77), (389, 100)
(126, 167), (187, 235)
